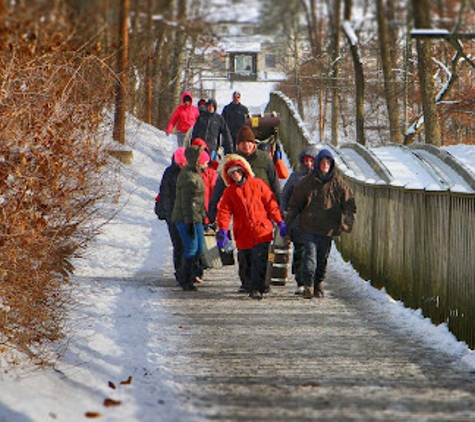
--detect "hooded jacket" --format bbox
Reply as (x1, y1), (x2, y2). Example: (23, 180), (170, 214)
(171, 146), (207, 224)
(191, 138), (218, 220)
(280, 145), (319, 212)
(166, 91), (200, 134)
(191, 99), (233, 154)
(217, 154), (283, 250)
(286, 149), (356, 237)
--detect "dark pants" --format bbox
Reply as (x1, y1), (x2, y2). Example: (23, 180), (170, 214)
(238, 242), (270, 293)
(300, 232), (332, 290)
(292, 242), (305, 287)
(167, 221), (184, 283)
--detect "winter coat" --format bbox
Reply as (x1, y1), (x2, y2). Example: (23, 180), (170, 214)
(208, 148), (281, 223)
(172, 146), (207, 224)
(191, 101), (233, 154)
(156, 162), (181, 221)
(202, 167), (217, 222)
(286, 149), (356, 237)
(217, 154), (283, 250)
(280, 145), (319, 212)
(166, 91), (200, 134)
(221, 101), (249, 142)
(280, 145), (319, 241)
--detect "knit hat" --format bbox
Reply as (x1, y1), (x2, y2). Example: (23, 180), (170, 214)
(199, 151), (210, 165)
(235, 126), (256, 144)
(183, 94), (191, 103)
(173, 147), (187, 164)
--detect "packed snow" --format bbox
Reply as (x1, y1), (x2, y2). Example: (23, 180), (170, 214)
(1, 111), (475, 421)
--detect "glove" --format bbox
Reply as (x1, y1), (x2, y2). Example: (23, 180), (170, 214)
(187, 222), (195, 237)
(278, 221), (287, 237)
(216, 229), (229, 250)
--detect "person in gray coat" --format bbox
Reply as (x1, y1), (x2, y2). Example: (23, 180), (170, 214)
(191, 99), (233, 156)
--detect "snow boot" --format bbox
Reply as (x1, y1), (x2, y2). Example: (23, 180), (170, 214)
(181, 257), (198, 291)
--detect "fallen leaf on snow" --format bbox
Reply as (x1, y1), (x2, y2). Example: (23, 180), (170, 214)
(103, 398), (122, 407)
(120, 375), (132, 385)
(85, 411), (101, 418)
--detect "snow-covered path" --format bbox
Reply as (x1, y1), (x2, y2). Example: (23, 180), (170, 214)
(2, 116), (475, 421)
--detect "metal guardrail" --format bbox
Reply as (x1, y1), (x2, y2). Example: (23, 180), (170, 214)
(266, 91), (475, 349)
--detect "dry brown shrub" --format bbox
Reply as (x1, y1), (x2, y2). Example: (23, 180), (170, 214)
(0, 5), (119, 361)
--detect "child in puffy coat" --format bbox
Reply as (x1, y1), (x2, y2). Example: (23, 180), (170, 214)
(216, 154), (287, 300)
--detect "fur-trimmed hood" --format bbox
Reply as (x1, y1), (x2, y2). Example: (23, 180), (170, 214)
(220, 154), (254, 186)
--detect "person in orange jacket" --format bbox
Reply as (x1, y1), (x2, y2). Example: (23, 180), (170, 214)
(165, 91), (200, 147)
(216, 154), (287, 300)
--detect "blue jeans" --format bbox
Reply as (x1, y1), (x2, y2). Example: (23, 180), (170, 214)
(300, 232), (332, 289)
(175, 222), (205, 259)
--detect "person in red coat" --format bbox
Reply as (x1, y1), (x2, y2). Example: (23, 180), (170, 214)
(216, 154), (287, 299)
(165, 91), (200, 147)
(191, 138), (218, 228)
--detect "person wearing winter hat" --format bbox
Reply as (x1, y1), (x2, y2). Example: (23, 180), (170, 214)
(280, 145), (319, 295)
(208, 125), (280, 228)
(171, 145), (208, 291)
(222, 91), (249, 148)
(166, 91), (200, 147)
(285, 148), (357, 299)
(197, 98), (207, 111)
(192, 138), (218, 229)
(216, 154), (286, 300)
(154, 147), (188, 285)
(207, 125), (281, 293)
(191, 98), (233, 156)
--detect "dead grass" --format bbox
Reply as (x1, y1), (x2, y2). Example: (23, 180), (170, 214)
(0, 5), (119, 362)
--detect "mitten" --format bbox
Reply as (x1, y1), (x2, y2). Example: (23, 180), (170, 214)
(216, 229), (229, 249)
(278, 221), (287, 237)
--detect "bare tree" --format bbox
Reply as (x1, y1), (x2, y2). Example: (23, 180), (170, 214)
(343, 0), (365, 145)
(113, 0), (130, 144)
(376, 0), (403, 143)
(410, 0), (441, 146)
(330, 0), (342, 146)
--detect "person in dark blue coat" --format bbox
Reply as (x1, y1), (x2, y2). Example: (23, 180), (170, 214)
(155, 147), (187, 285)
(222, 91), (249, 149)
(281, 145), (319, 295)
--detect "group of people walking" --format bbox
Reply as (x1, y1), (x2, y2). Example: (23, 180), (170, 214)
(156, 91), (357, 300)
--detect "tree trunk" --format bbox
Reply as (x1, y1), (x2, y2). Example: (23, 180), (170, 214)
(169, 0), (187, 106)
(376, 0), (403, 144)
(330, 0), (342, 146)
(113, 0), (130, 144)
(411, 0), (441, 146)
(343, 0), (365, 146)
(145, 0), (154, 124)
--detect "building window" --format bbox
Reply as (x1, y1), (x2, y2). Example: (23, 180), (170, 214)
(234, 54), (254, 74)
(265, 54), (276, 69)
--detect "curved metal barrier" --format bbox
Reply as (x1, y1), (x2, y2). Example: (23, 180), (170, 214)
(266, 91), (475, 349)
